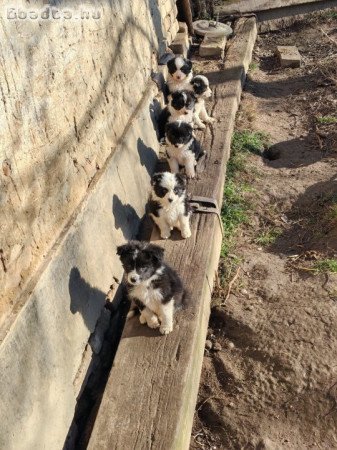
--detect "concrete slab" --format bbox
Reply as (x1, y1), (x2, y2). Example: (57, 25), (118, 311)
(88, 17), (257, 450)
(199, 35), (227, 58)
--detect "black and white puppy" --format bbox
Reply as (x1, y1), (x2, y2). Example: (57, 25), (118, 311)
(148, 172), (191, 239)
(165, 121), (205, 179)
(157, 90), (195, 140)
(117, 241), (186, 334)
(189, 75), (215, 129)
(167, 55), (193, 93)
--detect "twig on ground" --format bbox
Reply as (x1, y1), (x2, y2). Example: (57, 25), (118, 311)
(197, 396), (220, 411)
(317, 26), (337, 47)
(221, 267), (241, 305)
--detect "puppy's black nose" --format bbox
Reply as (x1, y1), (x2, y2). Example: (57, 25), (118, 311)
(184, 112), (188, 115)
(130, 276), (137, 283)
(168, 198), (173, 203)
(175, 144), (179, 148)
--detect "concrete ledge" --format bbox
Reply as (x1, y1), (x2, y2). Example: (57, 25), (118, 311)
(88, 17), (257, 450)
(0, 85), (160, 450)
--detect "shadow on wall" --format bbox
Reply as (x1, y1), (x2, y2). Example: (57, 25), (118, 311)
(69, 267), (106, 333)
(112, 194), (141, 240)
(137, 137), (158, 176)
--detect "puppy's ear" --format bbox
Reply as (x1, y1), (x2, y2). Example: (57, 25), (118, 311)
(116, 243), (132, 259)
(185, 59), (193, 72)
(146, 244), (164, 263)
(151, 173), (163, 186)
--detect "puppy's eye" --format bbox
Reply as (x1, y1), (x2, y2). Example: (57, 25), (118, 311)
(157, 187), (167, 197)
(173, 188), (181, 194)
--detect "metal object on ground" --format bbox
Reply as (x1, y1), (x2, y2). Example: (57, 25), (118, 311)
(193, 19), (233, 38)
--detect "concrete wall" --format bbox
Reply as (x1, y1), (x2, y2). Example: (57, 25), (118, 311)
(0, 0), (179, 448)
(0, 0), (178, 326)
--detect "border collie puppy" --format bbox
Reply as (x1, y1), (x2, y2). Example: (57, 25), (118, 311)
(157, 90), (195, 140)
(117, 241), (186, 334)
(165, 121), (205, 179)
(190, 75), (215, 129)
(148, 172), (191, 239)
(167, 56), (193, 93)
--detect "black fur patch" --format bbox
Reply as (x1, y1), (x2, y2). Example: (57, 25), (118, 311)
(165, 121), (193, 146)
(191, 76), (208, 96)
(170, 91), (195, 112)
(147, 199), (162, 217)
(188, 139), (206, 161)
(157, 107), (171, 140)
(117, 241), (164, 283)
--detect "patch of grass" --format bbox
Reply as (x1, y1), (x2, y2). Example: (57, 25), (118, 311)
(220, 130), (268, 257)
(227, 130), (269, 178)
(326, 202), (337, 221)
(232, 129), (269, 155)
(255, 227), (282, 246)
(313, 259), (337, 274)
(221, 180), (250, 257)
(317, 116), (337, 125)
(321, 10), (337, 20)
(249, 62), (260, 72)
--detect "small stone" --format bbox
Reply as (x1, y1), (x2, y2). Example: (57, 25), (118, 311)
(276, 45), (301, 68)
(241, 288), (248, 295)
(228, 401), (234, 408)
(227, 341), (235, 349)
(205, 339), (213, 350)
(213, 342), (222, 352)
(169, 32), (190, 57)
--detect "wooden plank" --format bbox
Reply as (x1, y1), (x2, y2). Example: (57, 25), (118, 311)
(88, 17), (257, 450)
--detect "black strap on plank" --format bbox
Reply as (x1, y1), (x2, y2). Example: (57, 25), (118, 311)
(188, 195), (224, 237)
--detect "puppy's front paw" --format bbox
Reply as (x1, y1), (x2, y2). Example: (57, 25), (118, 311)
(161, 232), (171, 239)
(186, 173), (195, 179)
(139, 314), (147, 325)
(160, 323), (173, 335)
(147, 315), (160, 329)
(196, 123), (206, 130)
(181, 228), (191, 239)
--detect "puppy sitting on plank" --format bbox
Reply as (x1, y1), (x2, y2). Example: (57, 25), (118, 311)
(167, 55), (193, 93)
(165, 121), (205, 179)
(189, 75), (216, 129)
(148, 172), (191, 240)
(117, 241), (186, 335)
(157, 90), (195, 140)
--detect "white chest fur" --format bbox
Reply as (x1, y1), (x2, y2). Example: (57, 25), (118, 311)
(167, 141), (195, 165)
(159, 198), (186, 226)
(129, 276), (163, 315)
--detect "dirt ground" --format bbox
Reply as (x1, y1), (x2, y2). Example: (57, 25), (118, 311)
(191, 12), (337, 450)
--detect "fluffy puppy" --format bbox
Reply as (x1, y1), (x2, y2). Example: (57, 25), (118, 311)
(148, 172), (191, 240)
(117, 241), (186, 334)
(165, 121), (205, 179)
(157, 90), (195, 140)
(190, 75), (215, 129)
(167, 56), (193, 93)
